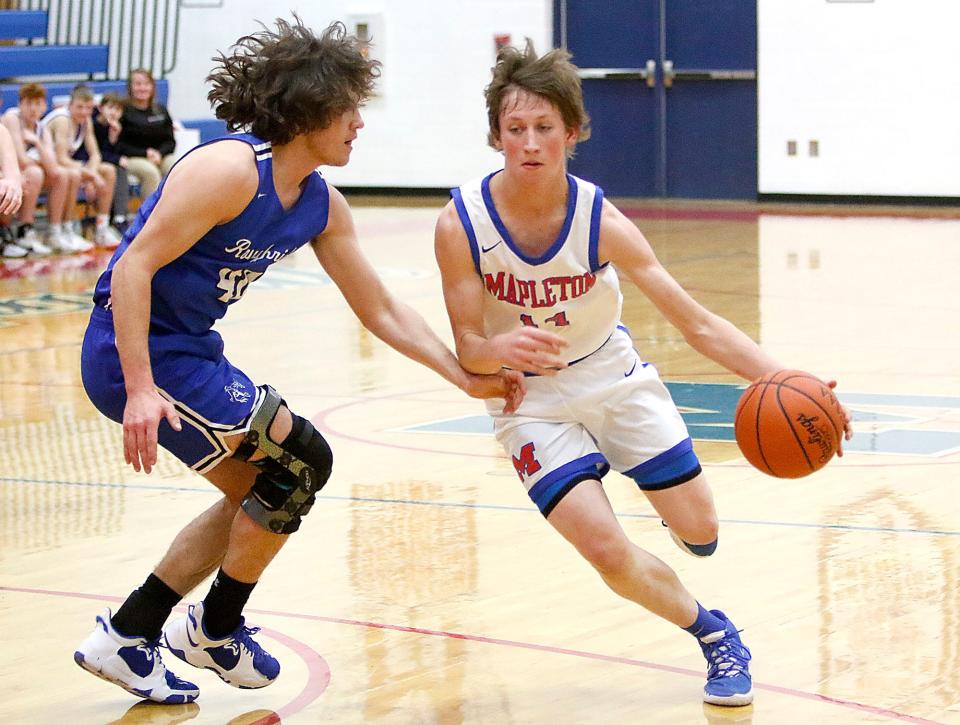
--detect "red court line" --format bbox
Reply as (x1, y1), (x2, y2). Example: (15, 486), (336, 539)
(621, 207), (760, 222)
(0, 587), (330, 720)
(620, 206), (960, 222)
(1, 585), (944, 724)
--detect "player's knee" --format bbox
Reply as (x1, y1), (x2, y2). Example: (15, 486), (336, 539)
(24, 165), (44, 187)
(670, 512), (719, 556)
(581, 531), (632, 576)
(690, 512), (719, 545)
(234, 386), (333, 535)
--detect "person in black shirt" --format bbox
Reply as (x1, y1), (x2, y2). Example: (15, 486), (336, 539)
(117, 68), (177, 199)
(90, 93), (131, 230)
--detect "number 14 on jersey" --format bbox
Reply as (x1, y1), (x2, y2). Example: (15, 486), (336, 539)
(521, 311), (569, 327)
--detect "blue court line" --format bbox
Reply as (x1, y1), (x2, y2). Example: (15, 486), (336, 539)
(2, 476), (958, 538)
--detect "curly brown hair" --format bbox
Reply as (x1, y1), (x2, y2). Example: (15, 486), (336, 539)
(207, 16), (380, 145)
(485, 39), (590, 154)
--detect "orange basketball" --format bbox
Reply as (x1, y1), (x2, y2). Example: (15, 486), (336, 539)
(734, 370), (845, 478)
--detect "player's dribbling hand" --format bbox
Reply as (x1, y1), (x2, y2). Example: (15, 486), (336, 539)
(122, 389), (182, 474)
(492, 327), (569, 376)
(826, 379), (853, 456)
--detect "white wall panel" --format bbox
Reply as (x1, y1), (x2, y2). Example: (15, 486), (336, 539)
(759, 0), (960, 196)
(167, 1), (551, 187)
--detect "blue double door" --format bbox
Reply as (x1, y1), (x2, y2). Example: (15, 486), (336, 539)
(555, 1), (757, 199)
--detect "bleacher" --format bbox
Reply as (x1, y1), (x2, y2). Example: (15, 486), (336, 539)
(0, 7), (221, 140)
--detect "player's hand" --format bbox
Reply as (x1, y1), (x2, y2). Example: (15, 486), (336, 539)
(489, 327), (569, 376)
(146, 148), (162, 165)
(461, 368), (526, 414)
(0, 177), (22, 215)
(122, 389), (182, 474)
(826, 379), (853, 456)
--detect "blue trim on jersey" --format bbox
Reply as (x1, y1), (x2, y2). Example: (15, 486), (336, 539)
(624, 438), (702, 490)
(588, 185), (605, 272)
(451, 186), (481, 275)
(480, 171), (578, 266)
(528, 453), (609, 516)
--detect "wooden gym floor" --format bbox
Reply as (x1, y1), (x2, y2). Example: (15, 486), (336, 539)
(1, 197), (958, 724)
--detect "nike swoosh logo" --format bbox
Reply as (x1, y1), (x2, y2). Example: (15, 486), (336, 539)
(481, 240), (503, 253)
(256, 193), (267, 199)
(186, 627), (200, 648)
(624, 360), (638, 377)
(185, 611), (201, 647)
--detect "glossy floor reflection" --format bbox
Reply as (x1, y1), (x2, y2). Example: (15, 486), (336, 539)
(1, 199), (958, 724)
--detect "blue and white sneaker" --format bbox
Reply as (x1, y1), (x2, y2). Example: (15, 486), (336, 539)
(698, 610), (753, 706)
(74, 610), (199, 704)
(163, 602), (280, 689)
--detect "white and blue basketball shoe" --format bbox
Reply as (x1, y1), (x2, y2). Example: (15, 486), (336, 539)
(699, 609), (753, 707)
(74, 610), (200, 704)
(698, 610), (753, 706)
(162, 601), (280, 689)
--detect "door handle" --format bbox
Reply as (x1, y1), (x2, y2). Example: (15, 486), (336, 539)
(661, 60), (756, 87)
(576, 65), (654, 84)
(663, 59), (675, 88)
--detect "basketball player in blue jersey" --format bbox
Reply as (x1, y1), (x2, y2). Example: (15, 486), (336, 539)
(435, 41), (852, 707)
(74, 18), (523, 705)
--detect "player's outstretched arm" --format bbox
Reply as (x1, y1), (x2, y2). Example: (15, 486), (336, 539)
(599, 199), (782, 382)
(112, 140), (258, 473)
(434, 202), (568, 377)
(314, 189), (525, 412)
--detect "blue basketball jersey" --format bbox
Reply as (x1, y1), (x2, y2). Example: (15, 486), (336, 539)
(92, 133), (330, 335)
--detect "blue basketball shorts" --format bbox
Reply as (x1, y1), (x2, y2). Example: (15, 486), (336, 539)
(81, 307), (263, 473)
(491, 325), (702, 516)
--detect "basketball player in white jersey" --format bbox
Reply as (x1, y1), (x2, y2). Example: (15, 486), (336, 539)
(44, 85), (120, 248)
(435, 41), (852, 707)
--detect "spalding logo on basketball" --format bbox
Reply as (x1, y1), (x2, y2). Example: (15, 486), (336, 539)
(734, 370), (845, 478)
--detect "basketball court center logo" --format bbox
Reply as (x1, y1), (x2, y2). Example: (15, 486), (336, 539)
(404, 381), (960, 458)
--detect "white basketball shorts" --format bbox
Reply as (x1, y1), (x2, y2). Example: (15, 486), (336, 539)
(490, 325), (702, 515)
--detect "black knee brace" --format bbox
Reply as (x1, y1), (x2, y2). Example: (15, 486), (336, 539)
(233, 386), (333, 534)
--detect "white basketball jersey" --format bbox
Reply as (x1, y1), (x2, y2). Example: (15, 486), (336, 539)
(452, 171), (622, 364)
(9, 108), (43, 161)
(40, 107), (84, 155)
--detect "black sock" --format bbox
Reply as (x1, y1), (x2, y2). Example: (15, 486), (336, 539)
(202, 568), (257, 639)
(111, 573), (183, 640)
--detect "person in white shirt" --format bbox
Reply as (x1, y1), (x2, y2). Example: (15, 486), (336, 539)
(43, 84), (121, 249)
